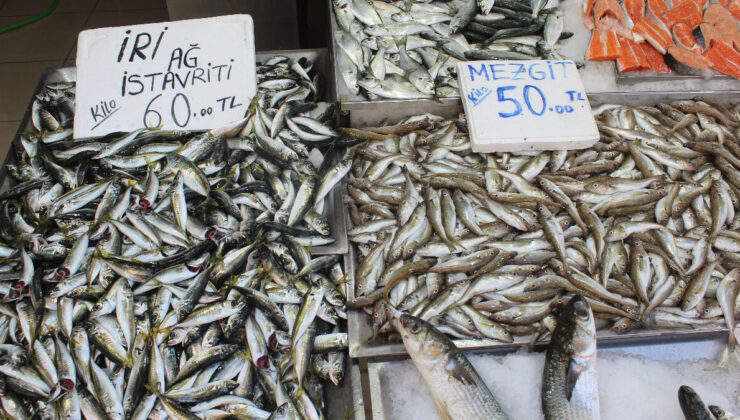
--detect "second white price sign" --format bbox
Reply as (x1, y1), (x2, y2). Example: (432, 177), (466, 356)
(457, 60), (599, 153)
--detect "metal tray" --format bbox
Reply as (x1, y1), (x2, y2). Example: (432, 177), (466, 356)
(365, 338), (731, 419)
(344, 90), (739, 360)
(615, 67), (733, 84)
(328, 3), (462, 127)
(0, 49), (348, 255)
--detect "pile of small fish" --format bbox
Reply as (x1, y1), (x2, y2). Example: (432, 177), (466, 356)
(347, 98), (740, 356)
(332, 0), (571, 99)
(0, 55), (352, 419)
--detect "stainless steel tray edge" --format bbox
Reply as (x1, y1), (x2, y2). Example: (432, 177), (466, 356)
(326, 360), (367, 420)
(615, 67), (733, 83)
(589, 90), (740, 105)
(367, 362), (386, 420)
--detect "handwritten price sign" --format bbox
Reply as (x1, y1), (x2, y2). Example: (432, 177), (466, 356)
(457, 60), (598, 153)
(74, 15), (256, 138)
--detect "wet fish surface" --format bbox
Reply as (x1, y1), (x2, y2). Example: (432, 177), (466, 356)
(394, 313), (509, 420)
(332, 0), (571, 99)
(0, 56), (352, 419)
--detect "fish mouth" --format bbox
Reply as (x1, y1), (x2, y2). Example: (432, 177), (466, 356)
(569, 295), (591, 319)
(677, 385), (700, 409)
(59, 378), (74, 392)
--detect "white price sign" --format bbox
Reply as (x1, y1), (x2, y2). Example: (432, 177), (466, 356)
(74, 15), (256, 138)
(457, 60), (599, 153)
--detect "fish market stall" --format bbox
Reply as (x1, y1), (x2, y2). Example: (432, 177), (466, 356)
(340, 85), (740, 419)
(0, 49), (364, 419)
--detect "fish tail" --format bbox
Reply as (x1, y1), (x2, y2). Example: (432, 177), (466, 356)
(443, 239), (458, 252)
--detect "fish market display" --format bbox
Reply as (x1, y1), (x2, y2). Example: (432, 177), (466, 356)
(0, 55), (352, 419)
(584, 0), (740, 77)
(393, 313), (509, 420)
(347, 99), (740, 355)
(332, 0), (571, 99)
(542, 295), (600, 420)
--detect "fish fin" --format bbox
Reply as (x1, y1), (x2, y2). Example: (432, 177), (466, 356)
(435, 401), (453, 420)
(343, 407), (359, 420)
(443, 239), (457, 252)
(143, 383), (164, 398)
(717, 346), (729, 368)
(445, 353), (476, 386)
(566, 358), (581, 401)
(47, 384), (64, 402)
(450, 237), (466, 251)
(154, 324), (173, 339)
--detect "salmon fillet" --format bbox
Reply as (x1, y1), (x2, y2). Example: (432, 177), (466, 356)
(647, 0), (671, 24)
(730, 0), (740, 20)
(692, 0), (710, 9)
(640, 41), (673, 71)
(617, 37), (653, 71)
(704, 40), (740, 77)
(584, 0), (597, 29)
(625, 0), (647, 21)
(673, 22), (703, 51)
(700, 22), (725, 49)
(667, 44), (713, 68)
(594, 0), (635, 38)
(704, 4), (736, 24)
(664, 0), (703, 29)
(706, 7), (740, 51)
(633, 16), (675, 53)
(586, 29), (623, 60)
(717, 25), (740, 51)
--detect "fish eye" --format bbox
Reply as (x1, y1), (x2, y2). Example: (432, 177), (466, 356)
(573, 302), (589, 319)
(409, 321), (422, 334)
